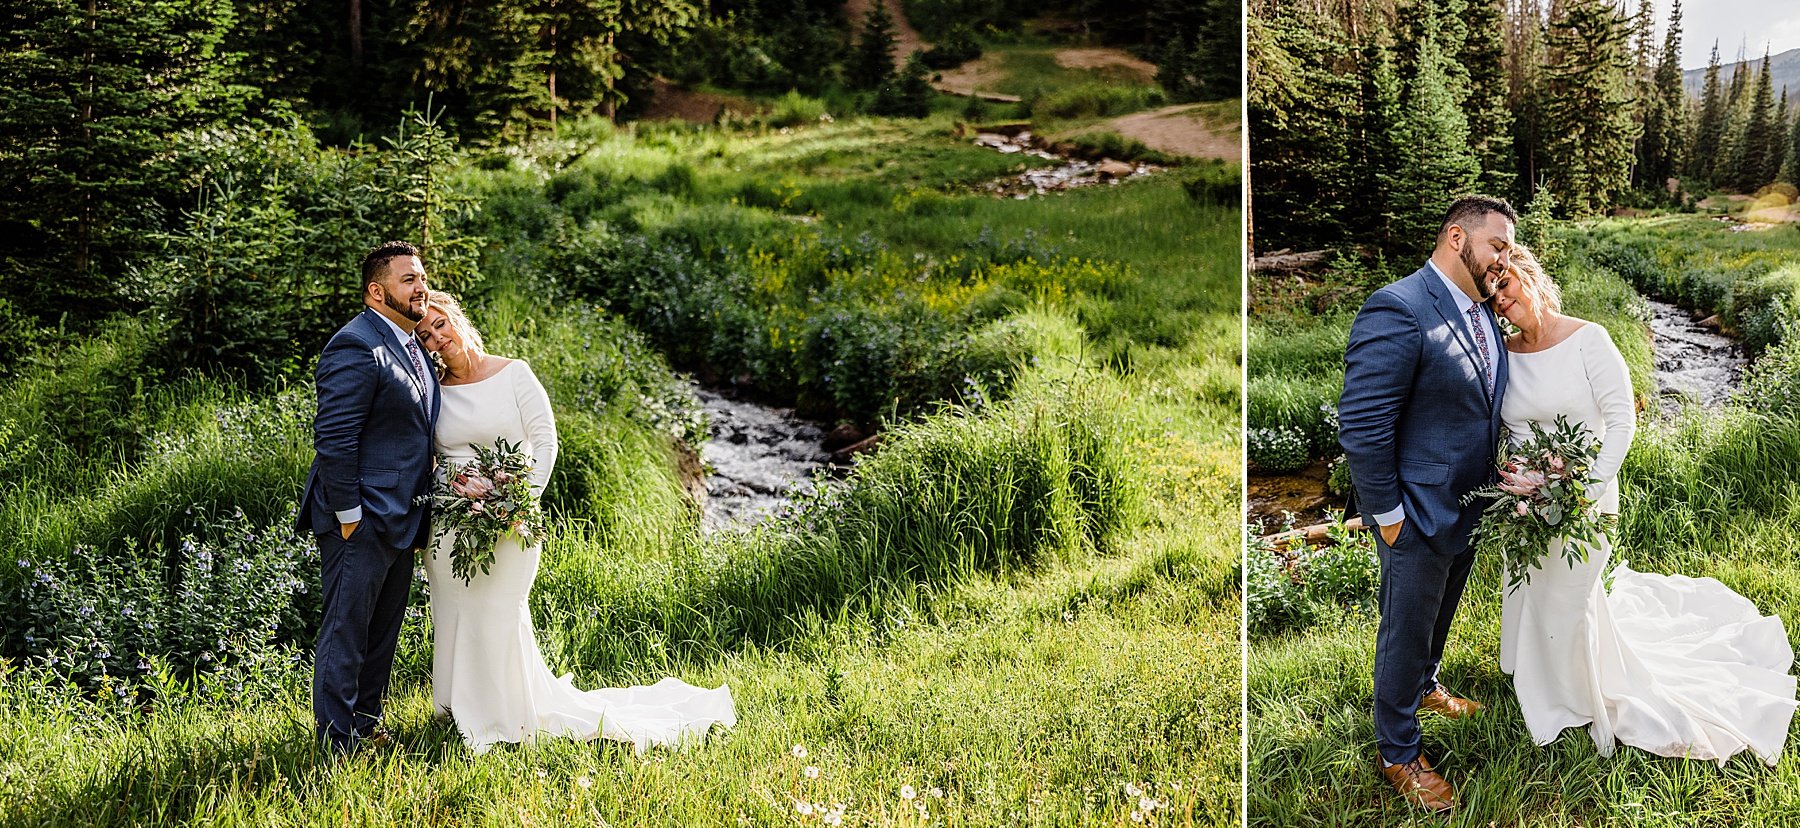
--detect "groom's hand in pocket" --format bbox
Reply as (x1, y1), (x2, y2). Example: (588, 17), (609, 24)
(1380, 520), (1403, 547)
(341, 520), (359, 540)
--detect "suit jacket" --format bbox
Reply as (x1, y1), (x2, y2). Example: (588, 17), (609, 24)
(1338, 265), (1508, 555)
(295, 308), (441, 550)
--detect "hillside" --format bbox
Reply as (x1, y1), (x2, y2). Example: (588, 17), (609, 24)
(1683, 45), (1800, 98)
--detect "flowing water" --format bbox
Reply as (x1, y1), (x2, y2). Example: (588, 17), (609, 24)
(1643, 297), (1746, 417)
(694, 387), (836, 533)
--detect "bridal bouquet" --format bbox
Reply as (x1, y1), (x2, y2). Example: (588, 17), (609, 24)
(417, 437), (546, 584)
(1462, 415), (1616, 590)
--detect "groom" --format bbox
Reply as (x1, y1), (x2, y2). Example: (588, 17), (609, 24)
(1339, 196), (1516, 813)
(296, 241), (440, 753)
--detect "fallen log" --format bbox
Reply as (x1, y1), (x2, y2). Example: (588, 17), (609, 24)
(1251, 249), (1330, 272)
(1264, 515), (1365, 551)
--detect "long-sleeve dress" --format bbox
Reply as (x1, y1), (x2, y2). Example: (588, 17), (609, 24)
(1498, 321), (1795, 765)
(424, 359), (736, 754)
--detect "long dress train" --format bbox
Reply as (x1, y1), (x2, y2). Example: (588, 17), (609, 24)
(425, 359), (735, 754)
(1499, 321), (1795, 765)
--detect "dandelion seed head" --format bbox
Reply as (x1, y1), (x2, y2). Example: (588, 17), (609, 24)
(795, 801), (814, 816)
(791, 744), (809, 759)
(900, 784), (917, 800)
(804, 765), (820, 779)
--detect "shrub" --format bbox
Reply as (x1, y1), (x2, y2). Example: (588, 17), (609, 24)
(1248, 426), (1310, 473)
(921, 25), (982, 70)
(1037, 83), (1165, 120)
(1729, 265), (1800, 354)
(763, 91), (833, 128)
(1245, 523), (1378, 637)
(1738, 334), (1800, 419)
(2, 506), (320, 690)
(1182, 161), (1241, 208)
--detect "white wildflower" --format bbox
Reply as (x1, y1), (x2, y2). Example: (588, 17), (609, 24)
(805, 766), (820, 779)
(900, 784), (917, 800)
(796, 801), (814, 816)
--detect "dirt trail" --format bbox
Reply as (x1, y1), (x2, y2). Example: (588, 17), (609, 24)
(1053, 47), (1157, 82)
(1073, 103), (1241, 161)
(842, 0), (928, 65)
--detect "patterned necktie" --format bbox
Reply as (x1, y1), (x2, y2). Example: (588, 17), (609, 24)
(1467, 305), (1494, 399)
(405, 338), (431, 410)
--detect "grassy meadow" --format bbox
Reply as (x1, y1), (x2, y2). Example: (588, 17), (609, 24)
(1247, 214), (1800, 826)
(0, 101), (1240, 826)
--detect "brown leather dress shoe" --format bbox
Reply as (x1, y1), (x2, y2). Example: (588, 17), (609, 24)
(356, 728), (395, 751)
(1379, 754), (1456, 814)
(1419, 684), (1484, 718)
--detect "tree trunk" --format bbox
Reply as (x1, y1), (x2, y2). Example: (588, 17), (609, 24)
(349, 0), (363, 65)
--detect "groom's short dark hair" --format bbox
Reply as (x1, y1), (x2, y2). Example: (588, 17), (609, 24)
(361, 241), (420, 288)
(1438, 196), (1518, 240)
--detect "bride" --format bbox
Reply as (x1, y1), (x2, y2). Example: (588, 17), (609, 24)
(413, 290), (736, 754)
(1491, 244), (1796, 764)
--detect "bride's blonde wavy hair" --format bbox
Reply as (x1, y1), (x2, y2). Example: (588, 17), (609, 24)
(425, 290), (487, 357)
(1500, 242), (1561, 330)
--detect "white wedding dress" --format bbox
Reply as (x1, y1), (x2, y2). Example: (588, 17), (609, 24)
(1499, 321), (1796, 765)
(424, 358), (736, 754)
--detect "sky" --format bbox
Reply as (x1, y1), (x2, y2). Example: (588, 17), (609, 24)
(1648, 0), (1800, 69)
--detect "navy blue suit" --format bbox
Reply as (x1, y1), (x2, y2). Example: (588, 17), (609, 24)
(296, 308), (439, 750)
(1339, 265), (1507, 764)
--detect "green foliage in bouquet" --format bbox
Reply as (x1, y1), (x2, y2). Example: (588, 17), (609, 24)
(1463, 415), (1617, 589)
(419, 438), (546, 584)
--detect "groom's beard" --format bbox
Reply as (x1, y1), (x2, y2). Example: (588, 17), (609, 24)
(384, 290), (425, 322)
(1462, 245), (1496, 300)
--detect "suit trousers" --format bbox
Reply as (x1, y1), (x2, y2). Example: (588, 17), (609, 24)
(1372, 521), (1477, 764)
(313, 524), (415, 751)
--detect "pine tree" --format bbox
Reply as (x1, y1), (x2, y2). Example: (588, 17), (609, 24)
(1542, 0), (1639, 215)
(1352, 37), (1404, 247)
(1383, 27), (1480, 253)
(846, 1), (897, 91)
(870, 51), (932, 117)
(1247, 2), (1360, 253)
(1459, 0), (1514, 196)
(1636, 0), (1684, 195)
(1690, 42), (1725, 181)
(0, 0), (247, 323)
(1787, 104), (1800, 188)
(1505, 0), (1550, 204)
(1771, 91), (1790, 189)
(1735, 51), (1777, 191)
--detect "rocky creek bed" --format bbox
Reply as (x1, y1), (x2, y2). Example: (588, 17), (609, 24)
(971, 128), (1161, 198)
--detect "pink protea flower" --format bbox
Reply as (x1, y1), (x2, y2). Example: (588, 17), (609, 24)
(451, 475), (495, 499)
